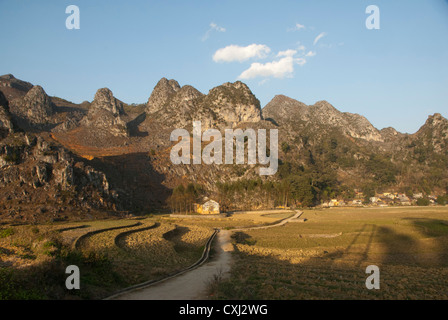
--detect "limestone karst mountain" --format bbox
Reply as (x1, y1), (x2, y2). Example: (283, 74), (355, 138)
(414, 113), (448, 155)
(145, 78), (261, 129)
(0, 74), (447, 222)
(262, 95), (383, 142)
(81, 88), (129, 137)
(0, 74), (33, 101)
(0, 132), (119, 222)
(9, 85), (55, 130)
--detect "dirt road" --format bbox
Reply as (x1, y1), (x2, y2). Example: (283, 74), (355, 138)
(109, 229), (233, 300)
(108, 210), (301, 300)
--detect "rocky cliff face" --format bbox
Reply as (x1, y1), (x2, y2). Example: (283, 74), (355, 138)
(414, 113), (448, 155)
(1, 74), (447, 221)
(263, 95), (383, 142)
(81, 88), (129, 137)
(203, 81), (262, 125)
(0, 74), (33, 101)
(0, 133), (118, 222)
(146, 78), (185, 114)
(0, 91), (14, 135)
(9, 85), (55, 130)
(145, 78), (261, 130)
(91, 88), (125, 115)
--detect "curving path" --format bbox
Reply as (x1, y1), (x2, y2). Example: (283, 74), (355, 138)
(106, 210), (302, 300)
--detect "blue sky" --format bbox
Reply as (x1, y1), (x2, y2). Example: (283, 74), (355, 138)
(0, 0), (447, 133)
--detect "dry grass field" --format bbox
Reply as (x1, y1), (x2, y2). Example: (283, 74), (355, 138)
(212, 206), (448, 300)
(165, 210), (294, 230)
(2, 207), (448, 300)
(0, 215), (215, 299)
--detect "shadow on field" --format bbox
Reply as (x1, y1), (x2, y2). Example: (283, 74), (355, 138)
(376, 226), (420, 266)
(212, 217), (448, 299)
(409, 218), (448, 267)
(374, 218), (448, 267)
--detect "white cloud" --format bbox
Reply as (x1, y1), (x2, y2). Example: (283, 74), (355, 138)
(210, 22), (225, 32)
(238, 51), (306, 80)
(277, 49), (297, 57)
(313, 32), (327, 45)
(305, 51), (316, 57)
(213, 44), (271, 63)
(202, 22), (226, 41)
(295, 58), (307, 66)
(297, 44), (306, 52)
(288, 23), (305, 32)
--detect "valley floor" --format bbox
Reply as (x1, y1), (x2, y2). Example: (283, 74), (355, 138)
(211, 206), (448, 299)
(1, 206), (448, 299)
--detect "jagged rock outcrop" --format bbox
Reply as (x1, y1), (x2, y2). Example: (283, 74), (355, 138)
(0, 74), (33, 101)
(0, 74), (447, 219)
(263, 95), (383, 142)
(145, 78), (262, 129)
(146, 78), (183, 114)
(414, 113), (448, 154)
(0, 133), (118, 222)
(9, 85), (55, 130)
(90, 87), (125, 115)
(81, 88), (129, 137)
(203, 81), (262, 125)
(0, 91), (14, 134)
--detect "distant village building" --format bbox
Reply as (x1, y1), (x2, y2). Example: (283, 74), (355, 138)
(194, 199), (220, 215)
(413, 193), (424, 199)
(369, 197), (380, 204)
(329, 199), (339, 207)
(352, 199), (363, 206)
(398, 194), (411, 205)
(383, 193), (396, 200)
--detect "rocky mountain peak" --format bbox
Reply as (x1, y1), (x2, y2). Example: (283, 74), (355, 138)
(158, 77), (181, 92)
(0, 74), (34, 101)
(0, 74), (16, 80)
(312, 100), (339, 114)
(146, 78), (182, 114)
(23, 85), (54, 116)
(417, 113), (448, 134)
(204, 81), (262, 124)
(263, 95), (308, 122)
(427, 113), (447, 125)
(81, 88), (128, 137)
(263, 95), (383, 142)
(415, 113), (448, 153)
(173, 85), (204, 104)
(91, 88), (124, 115)
(9, 85), (55, 128)
(25, 85), (50, 102)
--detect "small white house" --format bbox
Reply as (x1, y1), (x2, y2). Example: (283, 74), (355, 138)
(370, 197), (379, 203)
(194, 199), (220, 214)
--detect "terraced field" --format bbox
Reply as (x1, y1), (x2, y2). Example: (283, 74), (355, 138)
(0, 215), (216, 299)
(65, 218), (215, 285)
